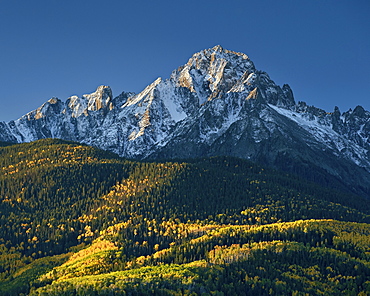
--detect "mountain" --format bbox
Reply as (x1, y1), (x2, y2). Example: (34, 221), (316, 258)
(1, 139), (370, 295)
(1, 45), (370, 197)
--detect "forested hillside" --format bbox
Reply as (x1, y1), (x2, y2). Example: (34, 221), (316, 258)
(1, 139), (370, 295)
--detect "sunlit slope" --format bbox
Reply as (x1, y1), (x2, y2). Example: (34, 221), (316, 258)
(32, 220), (370, 296)
(1, 139), (370, 295)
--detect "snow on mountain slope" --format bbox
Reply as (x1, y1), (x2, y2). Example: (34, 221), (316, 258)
(1, 45), (370, 196)
(269, 104), (370, 169)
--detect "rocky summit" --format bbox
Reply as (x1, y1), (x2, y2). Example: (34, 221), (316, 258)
(1, 45), (370, 196)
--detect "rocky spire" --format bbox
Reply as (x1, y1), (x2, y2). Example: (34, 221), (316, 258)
(67, 85), (114, 118)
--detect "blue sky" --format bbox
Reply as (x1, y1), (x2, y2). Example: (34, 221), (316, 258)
(0, 1), (369, 121)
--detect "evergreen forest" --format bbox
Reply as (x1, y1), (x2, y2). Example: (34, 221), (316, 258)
(0, 139), (370, 295)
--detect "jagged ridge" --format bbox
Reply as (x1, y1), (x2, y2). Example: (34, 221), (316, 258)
(1, 45), (370, 196)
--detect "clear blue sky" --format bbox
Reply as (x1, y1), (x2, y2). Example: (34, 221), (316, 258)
(1, 1), (369, 121)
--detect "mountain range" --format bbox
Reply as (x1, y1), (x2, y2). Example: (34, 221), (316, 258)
(1, 45), (370, 197)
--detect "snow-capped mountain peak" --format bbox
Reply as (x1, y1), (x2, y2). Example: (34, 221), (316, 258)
(83, 85), (113, 111)
(66, 85), (114, 118)
(174, 45), (257, 104)
(1, 46), (370, 196)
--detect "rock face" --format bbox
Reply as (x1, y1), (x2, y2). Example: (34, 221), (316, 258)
(1, 45), (370, 196)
